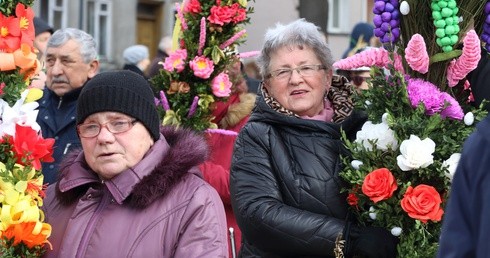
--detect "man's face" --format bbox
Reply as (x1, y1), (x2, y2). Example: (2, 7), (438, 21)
(45, 39), (98, 96)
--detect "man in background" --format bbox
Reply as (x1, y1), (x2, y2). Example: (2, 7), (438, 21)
(37, 28), (99, 185)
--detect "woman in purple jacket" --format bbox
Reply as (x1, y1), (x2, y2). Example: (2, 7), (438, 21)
(42, 70), (228, 258)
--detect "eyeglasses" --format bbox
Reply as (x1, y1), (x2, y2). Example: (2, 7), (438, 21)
(267, 64), (326, 81)
(351, 75), (371, 86)
(77, 119), (138, 138)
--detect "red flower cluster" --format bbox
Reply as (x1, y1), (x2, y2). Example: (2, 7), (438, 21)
(208, 3), (246, 25)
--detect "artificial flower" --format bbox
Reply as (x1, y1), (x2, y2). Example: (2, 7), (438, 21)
(362, 168), (398, 203)
(442, 153), (461, 181)
(405, 34), (429, 74)
(10, 124), (54, 170)
(355, 121), (398, 151)
(211, 72), (232, 97)
(2, 221), (51, 249)
(400, 184), (444, 223)
(446, 30), (481, 87)
(163, 49), (187, 73)
(397, 135), (435, 171)
(184, 0), (202, 14)
(189, 56), (214, 79)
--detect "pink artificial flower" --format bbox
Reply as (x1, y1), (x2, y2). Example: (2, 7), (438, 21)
(184, 0), (202, 14)
(163, 49), (187, 72)
(211, 72), (232, 97)
(407, 78), (463, 120)
(189, 56), (214, 79)
(446, 30), (481, 87)
(175, 3), (188, 30)
(405, 34), (429, 74)
(333, 47), (405, 73)
(440, 92), (464, 120)
(198, 17), (206, 56)
(238, 51), (260, 59)
(208, 5), (234, 26)
(219, 29), (246, 49)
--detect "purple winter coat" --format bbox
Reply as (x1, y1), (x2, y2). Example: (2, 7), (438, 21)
(42, 127), (228, 258)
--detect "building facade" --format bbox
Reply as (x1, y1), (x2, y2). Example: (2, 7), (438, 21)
(33, 0), (373, 72)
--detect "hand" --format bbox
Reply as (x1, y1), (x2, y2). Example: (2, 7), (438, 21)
(348, 226), (398, 258)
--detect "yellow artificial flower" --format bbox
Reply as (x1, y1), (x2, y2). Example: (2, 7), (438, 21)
(25, 88), (43, 102)
(162, 110), (182, 127)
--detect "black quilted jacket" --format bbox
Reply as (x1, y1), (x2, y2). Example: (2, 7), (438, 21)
(230, 93), (367, 258)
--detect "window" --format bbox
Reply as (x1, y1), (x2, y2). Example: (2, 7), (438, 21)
(327, 0), (349, 33)
(82, 0), (112, 60)
(39, 0), (68, 30)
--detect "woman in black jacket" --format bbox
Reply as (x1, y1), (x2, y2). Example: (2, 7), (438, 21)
(230, 19), (397, 258)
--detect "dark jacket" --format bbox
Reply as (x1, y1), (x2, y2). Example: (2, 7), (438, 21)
(123, 64), (146, 78)
(147, 49), (169, 78)
(437, 115), (490, 258)
(37, 87), (82, 185)
(230, 85), (367, 257)
(43, 127), (228, 257)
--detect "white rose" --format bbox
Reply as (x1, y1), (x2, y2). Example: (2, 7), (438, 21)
(442, 153), (461, 181)
(355, 121), (398, 151)
(351, 160), (363, 170)
(391, 227), (403, 236)
(396, 135), (435, 171)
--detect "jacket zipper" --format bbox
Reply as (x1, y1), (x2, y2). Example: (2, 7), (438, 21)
(75, 186), (111, 258)
(57, 96), (63, 109)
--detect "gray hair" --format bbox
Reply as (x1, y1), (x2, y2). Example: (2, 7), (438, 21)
(47, 28), (98, 64)
(257, 19), (333, 80)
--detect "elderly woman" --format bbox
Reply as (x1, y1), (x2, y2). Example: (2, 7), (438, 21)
(230, 19), (398, 257)
(42, 70), (228, 257)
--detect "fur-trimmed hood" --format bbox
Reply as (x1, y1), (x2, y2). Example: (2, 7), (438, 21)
(54, 126), (209, 209)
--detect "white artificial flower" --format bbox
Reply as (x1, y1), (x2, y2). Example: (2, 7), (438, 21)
(351, 160), (363, 170)
(355, 121), (398, 151)
(369, 206), (377, 220)
(464, 112), (474, 126)
(0, 90), (40, 136)
(400, 1), (410, 15)
(391, 227), (403, 236)
(442, 153), (461, 181)
(397, 135), (435, 171)
(365, 100), (372, 106)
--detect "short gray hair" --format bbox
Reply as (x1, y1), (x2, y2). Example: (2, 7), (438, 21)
(257, 19), (333, 80)
(47, 28), (98, 64)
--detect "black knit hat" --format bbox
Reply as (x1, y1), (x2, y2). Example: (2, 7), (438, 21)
(77, 70), (160, 141)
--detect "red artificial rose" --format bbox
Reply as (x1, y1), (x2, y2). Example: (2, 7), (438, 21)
(184, 0), (202, 14)
(230, 3), (246, 24)
(361, 168), (398, 203)
(400, 184), (444, 223)
(208, 5), (234, 26)
(347, 193), (359, 206)
(12, 124), (54, 170)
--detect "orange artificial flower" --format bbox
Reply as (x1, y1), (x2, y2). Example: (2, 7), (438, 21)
(2, 222), (52, 249)
(400, 184), (444, 223)
(15, 3), (35, 48)
(361, 168), (398, 203)
(0, 13), (21, 52)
